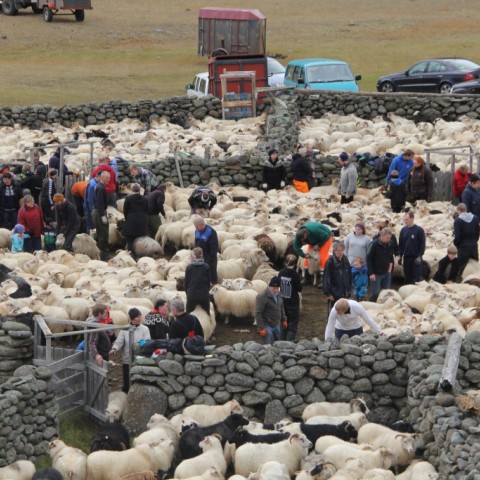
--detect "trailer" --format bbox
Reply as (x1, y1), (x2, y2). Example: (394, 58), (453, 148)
(1, 0), (91, 21)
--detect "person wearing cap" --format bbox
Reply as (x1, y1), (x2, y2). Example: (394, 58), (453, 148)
(255, 276), (287, 345)
(461, 173), (480, 218)
(91, 157), (117, 207)
(92, 171), (111, 261)
(184, 247), (211, 315)
(10, 224), (29, 253)
(344, 222), (371, 266)
(262, 148), (286, 191)
(385, 149), (414, 186)
(387, 169), (407, 213)
(278, 255), (302, 341)
(291, 147), (312, 193)
(0, 172), (22, 230)
(407, 155), (434, 204)
(398, 211), (426, 284)
(146, 184), (166, 238)
(53, 193), (80, 253)
(128, 165), (159, 196)
(87, 303), (112, 368)
(17, 194), (44, 253)
(123, 183), (149, 254)
(325, 298), (381, 341)
(188, 186), (217, 214)
(323, 241), (352, 310)
(338, 152), (358, 204)
(193, 216), (218, 284)
(40, 168), (58, 225)
(169, 299), (204, 340)
(110, 307), (150, 393)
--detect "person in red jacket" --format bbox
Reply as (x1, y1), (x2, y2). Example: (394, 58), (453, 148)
(453, 165), (471, 203)
(17, 194), (44, 252)
(91, 157), (117, 207)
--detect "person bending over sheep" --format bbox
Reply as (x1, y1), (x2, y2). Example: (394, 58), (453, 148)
(53, 193), (80, 253)
(169, 298), (204, 340)
(188, 186), (217, 214)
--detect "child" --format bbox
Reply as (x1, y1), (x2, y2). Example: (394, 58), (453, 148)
(388, 170), (407, 213)
(433, 245), (459, 284)
(10, 224), (29, 253)
(352, 257), (368, 301)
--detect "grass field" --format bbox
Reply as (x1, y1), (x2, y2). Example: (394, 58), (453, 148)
(1, 0), (479, 106)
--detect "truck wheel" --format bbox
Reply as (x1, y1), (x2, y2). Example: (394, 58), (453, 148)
(210, 48), (229, 57)
(2, 0), (18, 15)
(43, 6), (53, 21)
(74, 9), (85, 21)
(32, 5), (43, 13)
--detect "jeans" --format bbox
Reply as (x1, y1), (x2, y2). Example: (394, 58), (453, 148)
(335, 326), (363, 339)
(264, 325), (281, 345)
(369, 272), (392, 302)
(282, 304), (300, 341)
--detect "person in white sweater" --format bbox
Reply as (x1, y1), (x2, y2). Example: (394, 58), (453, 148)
(325, 298), (381, 340)
(344, 223), (371, 265)
(110, 307), (150, 393)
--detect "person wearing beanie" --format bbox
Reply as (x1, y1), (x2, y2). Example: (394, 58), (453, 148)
(110, 307), (150, 393)
(344, 222), (371, 266)
(255, 276), (287, 345)
(387, 169), (407, 213)
(53, 193), (80, 253)
(262, 148), (286, 191)
(338, 152), (358, 204)
(10, 223), (29, 253)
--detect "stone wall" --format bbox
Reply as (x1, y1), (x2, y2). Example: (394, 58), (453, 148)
(0, 365), (58, 467)
(127, 332), (480, 479)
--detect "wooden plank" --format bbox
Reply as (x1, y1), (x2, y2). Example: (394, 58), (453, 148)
(222, 100), (253, 108)
(57, 405), (84, 421)
(84, 405), (108, 424)
(47, 352), (85, 373)
(57, 390), (84, 408)
(56, 372), (84, 391)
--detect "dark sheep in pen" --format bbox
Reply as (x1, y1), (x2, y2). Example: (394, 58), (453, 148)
(226, 427), (290, 447)
(90, 422), (131, 452)
(281, 420), (358, 444)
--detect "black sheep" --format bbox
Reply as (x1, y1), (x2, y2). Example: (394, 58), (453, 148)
(283, 420), (358, 444)
(90, 422), (131, 452)
(227, 427), (289, 447)
(32, 468), (64, 480)
(0, 264), (33, 299)
(179, 413), (249, 459)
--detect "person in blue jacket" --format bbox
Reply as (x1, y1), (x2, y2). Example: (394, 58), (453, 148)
(385, 149), (414, 186)
(193, 216), (218, 284)
(461, 173), (480, 218)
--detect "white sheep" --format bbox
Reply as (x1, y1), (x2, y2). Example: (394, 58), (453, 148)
(133, 236), (163, 259)
(322, 444), (397, 471)
(105, 390), (127, 422)
(171, 467), (225, 480)
(174, 435), (227, 479)
(0, 460), (36, 480)
(359, 468), (395, 480)
(182, 399), (244, 427)
(302, 398), (369, 420)
(305, 412), (368, 431)
(394, 460), (439, 480)
(209, 285), (258, 324)
(47, 438), (87, 480)
(315, 435), (373, 454)
(234, 433), (312, 477)
(247, 460), (290, 480)
(322, 458), (365, 480)
(133, 413), (178, 450)
(190, 304), (216, 341)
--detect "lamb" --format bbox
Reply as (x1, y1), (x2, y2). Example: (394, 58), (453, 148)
(174, 435), (227, 479)
(168, 467), (224, 480)
(134, 413), (178, 450)
(133, 236), (163, 259)
(234, 433), (312, 477)
(90, 422), (131, 452)
(357, 423), (417, 467)
(302, 398), (369, 420)
(305, 412), (368, 431)
(322, 444), (397, 471)
(209, 285), (258, 324)
(47, 438), (87, 480)
(315, 435), (373, 453)
(281, 420), (358, 444)
(248, 461), (290, 480)
(394, 460), (439, 480)
(86, 440), (175, 480)
(320, 458), (364, 480)
(106, 390), (127, 422)
(182, 399), (244, 427)
(0, 460), (36, 480)
(359, 468), (395, 480)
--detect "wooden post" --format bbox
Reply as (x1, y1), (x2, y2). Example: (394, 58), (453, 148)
(439, 332), (463, 392)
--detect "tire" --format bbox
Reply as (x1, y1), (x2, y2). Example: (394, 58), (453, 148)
(43, 6), (53, 21)
(210, 48), (229, 57)
(32, 5), (43, 13)
(2, 0), (18, 15)
(74, 9), (84, 21)
(439, 82), (452, 94)
(380, 81), (394, 93)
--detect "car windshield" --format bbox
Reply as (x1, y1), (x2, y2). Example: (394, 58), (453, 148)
(449, 59), (480, 71)
(267, 57), (285, 75)
(307, 64), (354, 83)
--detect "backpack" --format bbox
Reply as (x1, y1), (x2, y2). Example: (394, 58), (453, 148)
(374, 153), (395, 175)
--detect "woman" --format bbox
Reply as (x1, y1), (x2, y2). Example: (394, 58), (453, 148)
(184, 247), (210, 314)
(123, 183), (148, 253)
(453, 165), (471, 203)
(408, 156), (434, 203)
(344, 222), (371, 266)
(262, 149), (286, 191)
(40, 168), (57, 224)
(17, 194), (44, 252)
(278, 254), (302, 341)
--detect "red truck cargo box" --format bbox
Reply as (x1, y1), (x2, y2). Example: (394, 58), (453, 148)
(208, 54), (268, 99)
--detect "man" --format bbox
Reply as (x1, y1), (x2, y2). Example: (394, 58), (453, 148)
(110, 307), (150, 393)
(461, 173), (480, 218)
(255, 276), (287, 345)
(92, 171), (110, 260)
(0, 173), (22, 230)
(184, 247), (211, 314)
(53, 193), (81, 253)
(398, 211), (426, 284)
(367, 227), (395, 301)
(338, 151), (358, 204)
(147, 184), (166, 238)
(291, 147), (312, 193)
(143, 299), (170, 340)
(323, 241), (352, 309)
(128, 165), (159, 196)
(188, 186), (217, 214)
(278, 255), (302, 341)
(169, 298), (204, 340)
(453, 202), (480, 281)
(87, 303), (112, 368)
(70, 179), (88, 217)
(123, 183), (148, 253)
(84, 171), (102, 233)
(293, 222), (333, 277)
(193, 216), (218, 284)
(91, 157), (117, 207)
(385, 148), (414, 186)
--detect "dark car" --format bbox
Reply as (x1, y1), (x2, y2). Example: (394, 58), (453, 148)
(377, 58), (480, 94)
(452, 79), (480, 94)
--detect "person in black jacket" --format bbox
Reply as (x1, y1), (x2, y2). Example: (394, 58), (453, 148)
(185, 247), (211, 314)
(290, 147), (312, 193)
(323, 241), (352, 312)
(53, 194), (80, 252)
(0, 173), (23, 230)
(193, 216), (218, 284)
(146, 184), (166, 238)
(461, 174), (480, 218)
(262, 149), (286, 191)
(123, 183), (149, 254)
(433, 246), (459, 284)
(92, 171), (110, 260)
(453, 202), (480, 281)
(40, 168), (57, 224)
(22, 165), (46, 205)
(87, 303), (112, 367)
(367, 227), (395, 301)
(278, 254), (302, 341)
(169, 298), (204, 340)
(398, 211), (426, 284)
(143, 299), (170, 339)
(188, 187), (217, 214)
(387, 170), (407, 213)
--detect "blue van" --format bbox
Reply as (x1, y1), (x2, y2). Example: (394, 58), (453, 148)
(283, 58), (361, 91)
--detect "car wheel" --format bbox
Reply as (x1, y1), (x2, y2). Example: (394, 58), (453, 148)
(74, 9), (85, 21)
(2, 0), (18, 15)
(43, 6), (53, 22)
(380, 81), (394, 93)
(439, 82), (452, 94)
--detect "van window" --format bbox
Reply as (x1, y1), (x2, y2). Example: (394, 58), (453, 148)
(292, 66), (301, 82)
(306, 64), (354, 83)
(199, 78), (207, 93)
(285, 65), (294, 81)
(298, 68), (305, 82)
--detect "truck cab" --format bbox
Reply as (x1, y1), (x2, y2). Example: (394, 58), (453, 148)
(185, 72), (209, 98)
